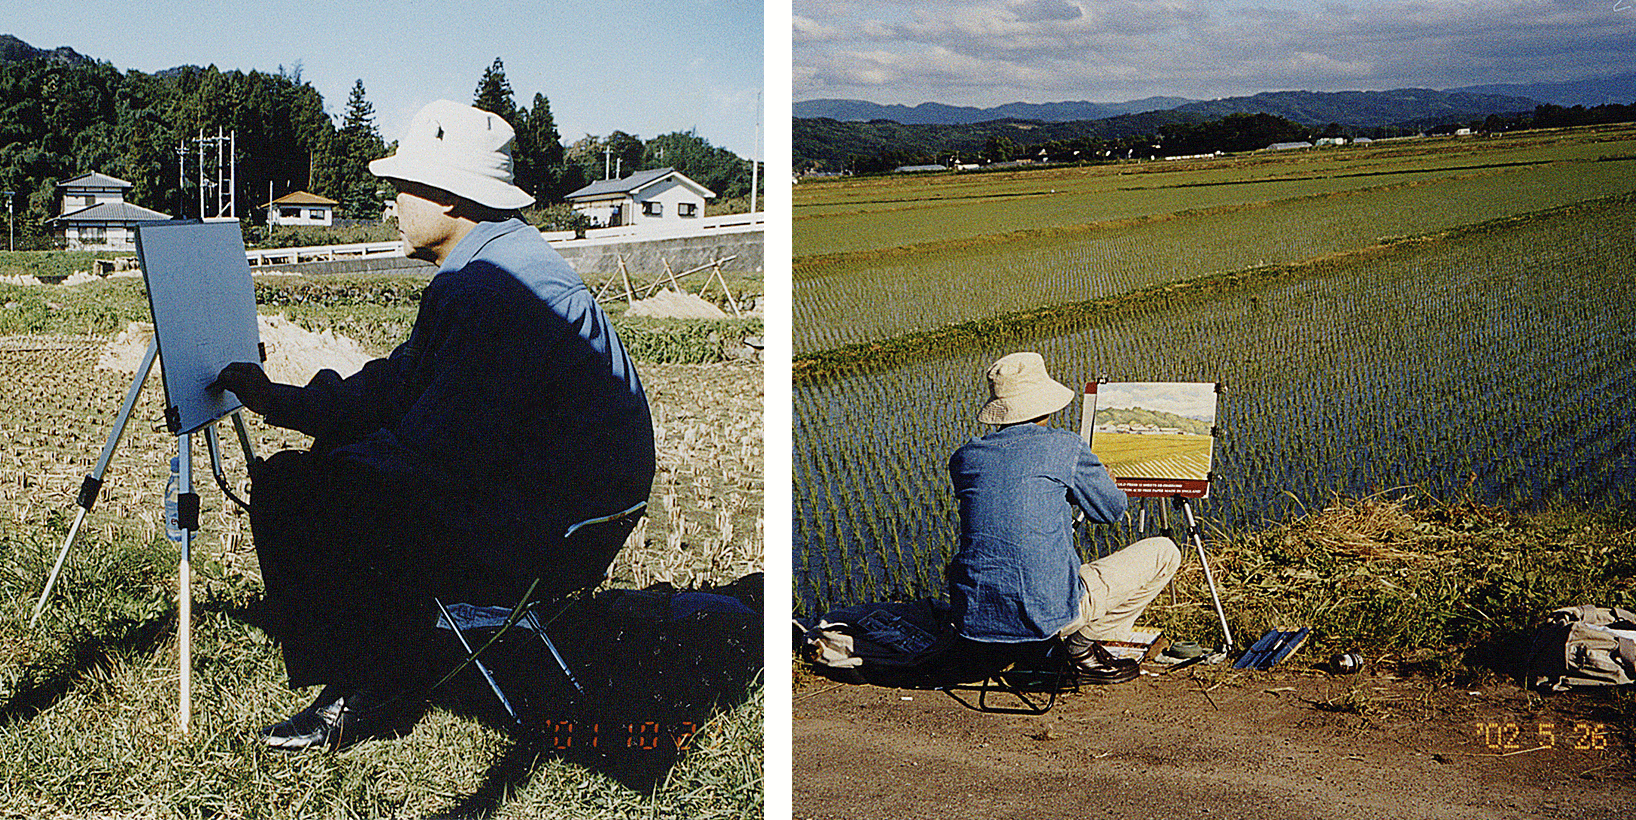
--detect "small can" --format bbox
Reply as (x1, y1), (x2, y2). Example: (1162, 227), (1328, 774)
(1330, 652), (1364, 674)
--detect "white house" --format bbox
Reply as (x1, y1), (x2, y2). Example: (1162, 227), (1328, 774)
(46, 172), (171, 250)
(564, 167), (714, 228)
(267, 191), (338, 227)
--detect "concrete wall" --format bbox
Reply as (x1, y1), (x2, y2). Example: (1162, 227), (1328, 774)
(553, 229), (763, 282)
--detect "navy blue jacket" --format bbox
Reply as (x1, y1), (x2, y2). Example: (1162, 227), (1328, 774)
(264, 219), (655, 584)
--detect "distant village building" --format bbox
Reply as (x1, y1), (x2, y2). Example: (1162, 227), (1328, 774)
(564, 167), (714, 228)
(1314, 137), (1349, 147)
(45, 172), (171, 250)
(266, 191), (338, 227)
(1265, 141), (1314, 152)
(892, 164), (946, 173)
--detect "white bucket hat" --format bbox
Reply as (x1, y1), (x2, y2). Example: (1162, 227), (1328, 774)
(369, 100), (535, 210)
(976, 352), (1076, 425)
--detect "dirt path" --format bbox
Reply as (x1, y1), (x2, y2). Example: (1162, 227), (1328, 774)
(793, 666), (1634, 820)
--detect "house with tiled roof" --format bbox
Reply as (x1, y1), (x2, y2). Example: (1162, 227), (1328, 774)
(46, 172), (171, 250)
(266, 190), (338, 227)
(564, 167), (714, 228)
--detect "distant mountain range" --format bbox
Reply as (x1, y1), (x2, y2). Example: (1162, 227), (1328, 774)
(0, 34), (93, 65)
(798, 74), (1636, 129)
(1452, 73), (1636, 108)
(1169, 88), (1539, 129)
(794, 97), (1194, 125)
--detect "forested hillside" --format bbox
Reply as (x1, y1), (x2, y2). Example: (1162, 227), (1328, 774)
(0, 40), (756, 248)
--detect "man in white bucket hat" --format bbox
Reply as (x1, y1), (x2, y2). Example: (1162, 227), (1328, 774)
(947, 352), (1179, 682)
(212, 100), (654, 750)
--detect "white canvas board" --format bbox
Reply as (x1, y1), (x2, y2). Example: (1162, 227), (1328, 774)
(1082, 381), (1218, 498)
(137, 221), (260, 435)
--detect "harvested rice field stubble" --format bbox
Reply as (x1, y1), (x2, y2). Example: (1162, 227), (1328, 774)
(792, 125), (1636, 617)
(792, 124), (1636, 354)
(0, 277), (763, 818)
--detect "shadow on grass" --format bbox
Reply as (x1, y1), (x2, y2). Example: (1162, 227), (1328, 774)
(429, 579), (766, 806)
(0, 612), (174, 727)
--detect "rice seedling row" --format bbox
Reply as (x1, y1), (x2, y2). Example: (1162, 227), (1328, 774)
(793, 156), (1636, 354)
(793, 126), (1636, 255)
(792, 197), (1636, 615)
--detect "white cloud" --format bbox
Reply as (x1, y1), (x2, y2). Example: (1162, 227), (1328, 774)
(793, 15), (845, 42)
(1010, 0), (1085, 23)
(793, 0), (1634, 105)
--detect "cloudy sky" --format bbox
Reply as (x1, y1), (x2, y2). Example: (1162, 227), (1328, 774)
(794, 0), (1635, 106)
(5, 0), (764, 157)
(1097, 382), (1217, 422)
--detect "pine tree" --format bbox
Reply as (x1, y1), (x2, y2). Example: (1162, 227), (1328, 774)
(472, 58), (518, 124)
(516, 92), (565, 201)
(332, 79), (386, 219)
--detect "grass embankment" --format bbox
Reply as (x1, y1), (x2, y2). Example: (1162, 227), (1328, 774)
(0, 469), (763, 818)
(0, 273), (761, 365)
(1151, 491), (1636, 687)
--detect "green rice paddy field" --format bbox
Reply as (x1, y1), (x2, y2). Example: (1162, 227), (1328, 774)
(792, 124), (1636, 615)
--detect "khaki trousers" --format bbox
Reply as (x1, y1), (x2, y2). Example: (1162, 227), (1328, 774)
(1058, 536), (1182, 644)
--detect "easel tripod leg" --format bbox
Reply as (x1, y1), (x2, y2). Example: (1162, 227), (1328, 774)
(31, 340), (158, 628)
(1179, 498), (1233, 652)
(178, 433), (194, 735)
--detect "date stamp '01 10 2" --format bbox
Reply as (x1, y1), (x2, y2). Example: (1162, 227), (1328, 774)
(1474, 721), (1611, 753)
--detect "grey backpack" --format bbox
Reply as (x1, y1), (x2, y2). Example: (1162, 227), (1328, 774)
(1524, 605), (1636, 692)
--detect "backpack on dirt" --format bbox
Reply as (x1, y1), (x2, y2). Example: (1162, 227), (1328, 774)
(797, 598), (962, 687)
(1523, 604), (1636, 692)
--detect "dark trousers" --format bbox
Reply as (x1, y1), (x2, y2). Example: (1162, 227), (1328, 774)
(249, 450), (524, 692)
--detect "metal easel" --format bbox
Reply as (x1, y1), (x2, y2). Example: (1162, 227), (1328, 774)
(1135, 494), (1234, 654)
(1079, 380), (1235, 658)
(30, 338), (258, 735)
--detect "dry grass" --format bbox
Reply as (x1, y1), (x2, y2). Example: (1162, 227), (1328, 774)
(1146, 488), (1636, 684)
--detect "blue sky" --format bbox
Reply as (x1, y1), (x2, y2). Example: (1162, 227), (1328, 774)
(794, 0), (1636, 106)
(5, 0), (765, 158)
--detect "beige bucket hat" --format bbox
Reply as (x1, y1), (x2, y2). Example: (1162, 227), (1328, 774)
(369, 99), (535, 210)
(976, 351), (1076, 425)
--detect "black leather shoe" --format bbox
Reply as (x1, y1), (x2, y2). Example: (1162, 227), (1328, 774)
(261, 685), (418, 751)
(1068, 641), (1141, 685)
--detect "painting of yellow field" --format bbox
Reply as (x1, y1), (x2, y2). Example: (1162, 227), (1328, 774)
(1081, 382), (1217, 497)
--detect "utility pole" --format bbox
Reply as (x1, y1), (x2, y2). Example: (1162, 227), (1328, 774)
(198, 130), (205, 220)
(185, 129), (238, 220)
(176, 145), (187, 217)
(3, 191), (13, 252)
(750, 91), (762, 214)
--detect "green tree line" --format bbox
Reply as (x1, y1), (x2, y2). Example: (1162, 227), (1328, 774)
(471, 58), (758, 204)
(0, 53), (755, 249)
(795, 99), (1636, 174)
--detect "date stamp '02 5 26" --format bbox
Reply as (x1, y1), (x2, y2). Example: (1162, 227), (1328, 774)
(1474, 721), (1612, 754)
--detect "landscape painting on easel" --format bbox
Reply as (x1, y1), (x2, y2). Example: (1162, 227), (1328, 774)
(1081, 382), (1218, 498)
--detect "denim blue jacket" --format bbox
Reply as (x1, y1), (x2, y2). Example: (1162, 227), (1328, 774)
(947, 423), (1128, 643)
(264, 218), (655, 582)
